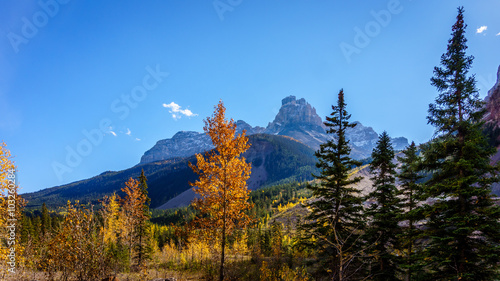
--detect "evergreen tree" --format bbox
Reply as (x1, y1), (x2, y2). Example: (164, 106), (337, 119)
(135, 169), (152, 269)
(365, 131), (401, 281)
(304, 89), (366, 281)
(421, 7), (500, 280)
(138, 169), (151, 211)
(51, 213), (61, 232)
(41, 202), (51, 236)
(20, 213), (33, 244)
(397, 141), (424, 280)
(32, 216), (42, 242)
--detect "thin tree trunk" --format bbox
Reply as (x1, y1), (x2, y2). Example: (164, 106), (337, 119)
(407, 190), (413, 281)
(138, 231), (142, 268)
(220, 168), (227, 281)
(407, 220), (412, 281)
(220, 221), (226, 281)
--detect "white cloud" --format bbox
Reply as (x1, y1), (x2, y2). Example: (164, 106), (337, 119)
(135, 138), (141, 141)
(126, 128), (131, 136)
(107, 126), (117, 137)
(497, 32), (500, 36)
(162, 102), (198, 120)
(476, 26), (487, 34)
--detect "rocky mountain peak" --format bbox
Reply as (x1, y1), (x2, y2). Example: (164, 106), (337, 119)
(266, 95), (326, 133)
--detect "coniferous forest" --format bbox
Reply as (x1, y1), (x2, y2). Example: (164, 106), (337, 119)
(1, 6), (500, 281)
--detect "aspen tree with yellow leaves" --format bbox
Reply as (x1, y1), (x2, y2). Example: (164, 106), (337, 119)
(189, 100), (253, 281)
(101, 192), (129, 273)
(0, 141), (25, 277)
(102, 193), (123, 244)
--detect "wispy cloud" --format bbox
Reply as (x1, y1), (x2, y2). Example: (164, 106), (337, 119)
(162, 102), (198, 120)
(106, 126), (117, 137)
(476, 26), (487, 34)
(497, 32), (500, 36)
(135, 138), (141, 141)
(126, 128), (131, 136)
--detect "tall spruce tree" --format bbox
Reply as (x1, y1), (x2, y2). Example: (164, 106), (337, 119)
(421, 7), (500, 280)
(397, 141), (424, 280)
(138, 169), (151, 211)
(304, 89), (366, 281)
(365, 131), (401, 281)
(134, 169), (152, 269)
(20, 213), (33, 244)
(41, 202), (51, 237)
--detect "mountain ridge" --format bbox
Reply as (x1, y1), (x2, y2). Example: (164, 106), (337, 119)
(23, 134), (319, 209)
(23, 95), (415, 210)
(141, 95), (409, 164)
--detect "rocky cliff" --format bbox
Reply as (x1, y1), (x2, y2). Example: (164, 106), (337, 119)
(140, 131), (212, 163)
(264, 96), (329, 150)
(484, 65), (500, 130)
(483, 65), (500, 196)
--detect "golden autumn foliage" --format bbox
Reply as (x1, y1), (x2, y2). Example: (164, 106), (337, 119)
(158, 235), (212, 270)
(0, 141), (15, 193)
(259, 260), (309, 281)
(189, 100), (253, 281)
(121, 177), (150, 270)
(190, 101), (253, 231)
(42, 201), (110, 281)
(101, 192), (123, 244)
(0, 141), (26, 277)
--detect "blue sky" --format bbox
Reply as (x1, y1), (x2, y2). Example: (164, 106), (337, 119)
(1, 0), (499, 193)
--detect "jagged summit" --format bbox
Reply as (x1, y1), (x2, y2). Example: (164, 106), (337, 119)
(266, 95), (325, 132)
(264, 96), (328, 149)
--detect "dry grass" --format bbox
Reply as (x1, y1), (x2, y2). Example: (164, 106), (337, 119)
(1, 268), (203, 281)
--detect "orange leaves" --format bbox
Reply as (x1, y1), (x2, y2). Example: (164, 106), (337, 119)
(120, 177), (147, 242)
(121, 178), (147, 218)
(120, 177), (151, 269)
(189, 100), (253, 233)
(121, 177), (149, 232)
(189, 101), (254, 279)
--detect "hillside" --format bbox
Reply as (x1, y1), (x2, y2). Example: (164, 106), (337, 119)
(157, 133), (318, 209)
(23, 156), (197, 210)
(151, 162), (377, 228)
(23, 134), (318, 210)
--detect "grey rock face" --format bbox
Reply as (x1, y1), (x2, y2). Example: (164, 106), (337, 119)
(484, 65), (500, 128)
(140, 131), (213, 164)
